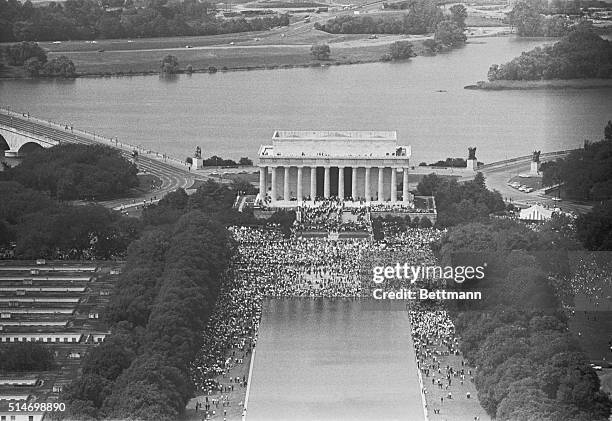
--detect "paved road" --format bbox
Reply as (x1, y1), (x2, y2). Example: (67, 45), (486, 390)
(479, 158), (592, 215)
(0, 111), (197, 211)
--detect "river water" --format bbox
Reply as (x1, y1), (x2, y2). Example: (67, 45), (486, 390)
(247, 298), (423, 421)
(1, 36), (611, 163)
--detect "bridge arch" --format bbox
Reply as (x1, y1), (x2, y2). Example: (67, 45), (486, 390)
(0, 134), (9, 152)
(18, 142), (44, 156)
(0, 124), (59, 156)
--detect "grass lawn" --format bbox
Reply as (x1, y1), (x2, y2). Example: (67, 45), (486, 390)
(568, 311), (612, 362)
(599, 370), (612, 396)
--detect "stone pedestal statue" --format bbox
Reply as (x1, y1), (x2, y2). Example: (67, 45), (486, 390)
(192, 146), (203, 170)
(530, 150), (541, 175)
(466, 147), (477, 171)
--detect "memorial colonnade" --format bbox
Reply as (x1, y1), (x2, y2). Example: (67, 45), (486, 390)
(259, 164), (411, 203)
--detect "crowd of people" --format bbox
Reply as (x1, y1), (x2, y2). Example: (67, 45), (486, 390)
(410, 309), (481, 419)
(190, 223), (477, 420)
(295, 198), (370, 232)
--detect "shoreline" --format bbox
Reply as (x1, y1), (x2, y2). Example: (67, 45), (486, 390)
(465, 78), (612, 90)
(0, 31), (514, 81)
(0, 58), (381, 81)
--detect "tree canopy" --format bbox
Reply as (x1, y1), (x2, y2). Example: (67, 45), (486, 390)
(488, 29), (612, 81)
(0, 0), (290, 42)
(310, 43), (330, 60)
(439, 220), (611, 420)
(1, 143), (138, 200)
(416, 172), (505, 227)
(316, 0), (443, 35)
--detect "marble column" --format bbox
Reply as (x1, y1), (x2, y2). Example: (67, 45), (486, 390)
(283, 167), (290, 201)
(378, 167), (384, 202)
(338, 167), (344, 200)
(403, 168), (409, 203)
(365, 167), (371, 202)
(391, 168), (397, 202)
(310, 166), (317, 200)
(324, 166), (330, 198)
(351, 167), (357, 200)
(271, 167), (277, 202)
(297, 166), (303, 202)
(259, 167), (266, 199)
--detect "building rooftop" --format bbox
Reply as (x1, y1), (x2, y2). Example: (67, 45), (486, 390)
(261, 130), (410, 160)
(273, 131), (397, 141)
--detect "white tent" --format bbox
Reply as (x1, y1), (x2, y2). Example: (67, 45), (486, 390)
(519, 204), (554, 221)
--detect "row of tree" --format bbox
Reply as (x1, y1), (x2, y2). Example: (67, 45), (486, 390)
(315, 3), (466, 49)
(435, 219), (611, 420)
(541, 129), (612, 201)
(487, 29), (612, 81)
(0, 181), (141, 259)
(0, 342), (55, 371)
(315, 0), (444, 35)
(3, 41), (77, 77)
(416, 172), (505, 227)
(506, 0), (572, 37)
(0, 0), (289, 42)
(63, 182), (237, 420)
(420, 157), (468, 167)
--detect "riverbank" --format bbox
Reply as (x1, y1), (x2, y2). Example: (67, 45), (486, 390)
(465, 78), (612, 90)
(0, 28), (512, 79)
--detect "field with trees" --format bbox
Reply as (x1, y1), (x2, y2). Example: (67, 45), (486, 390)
(3, 41), (77, 76)
(0, 0), (289, 42)
(316, 3), (467, 50)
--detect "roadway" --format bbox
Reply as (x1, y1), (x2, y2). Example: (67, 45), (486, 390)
(0, 110), (198, 211)
(478, 156), (593, 215)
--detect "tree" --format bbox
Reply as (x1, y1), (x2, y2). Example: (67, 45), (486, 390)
(4, 41), (47, 65)
(0, 342), (55, 371)
(605, 120), (612, 141)
(238, 157), (253, 166)
(434, 19), (466, 47)
(389, 40), (415, 60)
(40, 55), (76, 77)
(449, 4), (467, 28)
(160, 54), (179, 74)
(576, 201), (612, 250)
(23, 56), (43, 76)
(311, 43), (330, 60)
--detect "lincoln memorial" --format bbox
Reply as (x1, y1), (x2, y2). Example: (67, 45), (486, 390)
(257, 130), (413, 205)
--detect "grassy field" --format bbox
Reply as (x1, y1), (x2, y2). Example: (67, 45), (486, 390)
(42, 36), (413, 75)
(568, 311), (612, 362)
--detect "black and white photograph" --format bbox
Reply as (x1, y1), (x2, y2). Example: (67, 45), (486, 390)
(0, 0), (612, 419)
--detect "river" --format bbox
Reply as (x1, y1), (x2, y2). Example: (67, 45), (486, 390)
(1, 36), (611, 164)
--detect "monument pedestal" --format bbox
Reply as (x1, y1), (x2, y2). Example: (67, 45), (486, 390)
(192, 157), (203, 170)
(466, 159), (477, 171)
(530, 161), (539, 175)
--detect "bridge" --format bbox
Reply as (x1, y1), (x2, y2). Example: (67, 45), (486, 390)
(0, 124), (59, 157)
(0, 108), (199, 211)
